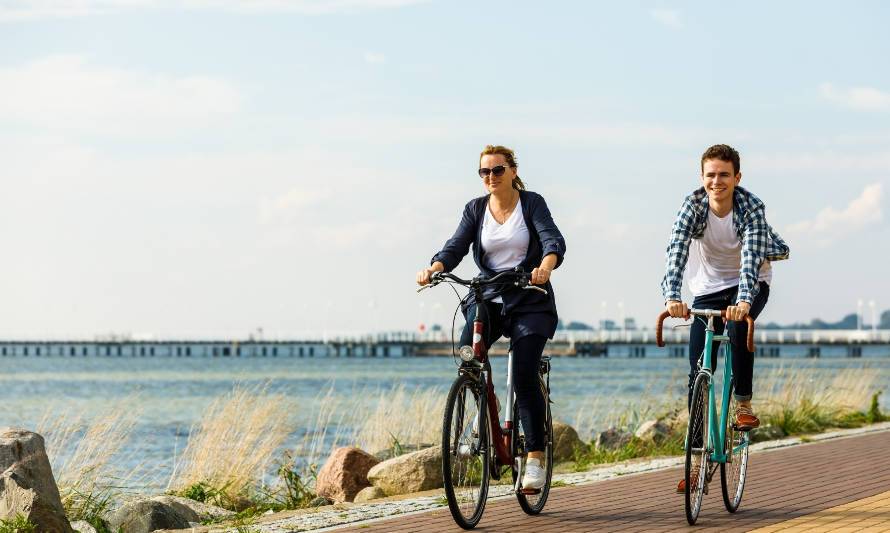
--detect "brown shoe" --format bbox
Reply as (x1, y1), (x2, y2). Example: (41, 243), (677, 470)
(677, 457), (703, 493)
(734, 405), (761, 431)
(677, 472), (708, 494)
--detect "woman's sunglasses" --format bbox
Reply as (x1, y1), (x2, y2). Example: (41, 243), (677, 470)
(478, 165), (510, 179)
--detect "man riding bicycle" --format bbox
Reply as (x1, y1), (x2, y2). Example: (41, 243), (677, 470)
(660, 144), (790, 492)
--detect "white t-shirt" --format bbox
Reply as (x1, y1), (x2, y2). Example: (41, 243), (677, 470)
(481, 197), (529, 302)
(688, 208), (772, 297)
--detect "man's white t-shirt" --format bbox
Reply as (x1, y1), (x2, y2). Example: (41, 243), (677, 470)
(481, 197), (529, 303)
(688, 208), (772, 297)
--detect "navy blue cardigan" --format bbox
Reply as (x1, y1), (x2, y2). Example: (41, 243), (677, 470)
(430, 190), (566, 331)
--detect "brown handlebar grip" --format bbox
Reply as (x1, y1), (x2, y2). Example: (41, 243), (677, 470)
(720, 311), (756, 352)
(656, 310), (670, 347)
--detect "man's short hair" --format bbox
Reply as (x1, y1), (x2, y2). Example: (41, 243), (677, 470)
(701, 144), (740, 175)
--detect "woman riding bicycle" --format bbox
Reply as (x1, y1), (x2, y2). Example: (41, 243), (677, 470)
(415, 144), (566, 491)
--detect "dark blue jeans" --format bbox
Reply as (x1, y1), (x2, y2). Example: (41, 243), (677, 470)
(688, 282), (770, 404)
(459, 301), (549, 452)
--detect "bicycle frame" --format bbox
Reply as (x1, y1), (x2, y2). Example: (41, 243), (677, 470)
(698, 314), (749, 464)
(472, 305), (515, 467)
(422, 269), (546, 470)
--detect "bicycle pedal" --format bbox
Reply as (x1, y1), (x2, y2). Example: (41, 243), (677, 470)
(520, 488), (541, 495)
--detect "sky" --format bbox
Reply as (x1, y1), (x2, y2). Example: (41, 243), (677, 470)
(0, 0), (888, 339)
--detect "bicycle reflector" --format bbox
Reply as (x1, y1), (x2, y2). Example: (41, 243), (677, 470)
(458, 345), (475, 362)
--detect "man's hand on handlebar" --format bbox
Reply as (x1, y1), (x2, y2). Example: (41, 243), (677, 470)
(665, 300), (689, 319)
(416, 262), (445, 286)
(726, 301), (751, 322)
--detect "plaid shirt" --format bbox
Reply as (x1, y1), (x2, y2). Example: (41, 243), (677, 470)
(661, 185), (790, 305)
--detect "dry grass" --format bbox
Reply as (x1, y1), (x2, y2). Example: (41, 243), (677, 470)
(167, 385), (292, 501)
(758, 366), (881, 433)
(760, 366), (877, 412)
(570, 365), (884, 441)
(287, 386), (358, 470)
(351, 385), (444, 453)
(36, 398), (145, 525)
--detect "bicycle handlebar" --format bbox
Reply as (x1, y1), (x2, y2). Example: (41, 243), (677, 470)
(416, 269), (548, 295)
(655, 308), (755, 352)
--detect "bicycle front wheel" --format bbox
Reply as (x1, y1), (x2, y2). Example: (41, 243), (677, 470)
(442, 373), (490, 530)
(514, 374), (553, 515)
(721, 379), (750, 513)
(685, 372), (710, 525)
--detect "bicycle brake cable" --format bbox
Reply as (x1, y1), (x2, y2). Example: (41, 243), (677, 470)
(449, 283), (469, 366)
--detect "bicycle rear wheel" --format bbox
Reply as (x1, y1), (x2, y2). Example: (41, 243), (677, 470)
(685, 372), (710, 525)
(514, 374), (553, 515)
(442, 373), (490, 530)
(721, 379), (750, 513)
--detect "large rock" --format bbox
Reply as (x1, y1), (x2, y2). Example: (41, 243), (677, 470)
(106, 500), (190, 533)
(353, 486), (386, 503)
(367, 445), (442, 495)
(316, 447), (380, 503)
(149, 495), (232, 522)
(0, 428), (74, 533)
(552, 422), (585, 462)
(595, 428), (633, 451)
(750, 424), (786, 443)
(372, 443), (435, 462)
(634, 419), (672, 443)
(70, 520), (98, 533)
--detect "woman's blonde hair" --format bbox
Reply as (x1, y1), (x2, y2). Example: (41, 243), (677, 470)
(480, 145), (525, 191)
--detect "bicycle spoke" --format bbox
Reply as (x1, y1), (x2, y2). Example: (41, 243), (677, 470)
(685, 373), (710, 525)
(443, 374), (489, 529)
(721, 383), (749, 513)
(515, 374), (553, 515)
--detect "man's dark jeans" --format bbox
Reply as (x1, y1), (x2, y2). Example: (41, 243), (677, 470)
(687, 282), (770, 405)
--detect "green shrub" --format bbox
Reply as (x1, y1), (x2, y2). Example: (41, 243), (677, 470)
(0, 515), (36, 533)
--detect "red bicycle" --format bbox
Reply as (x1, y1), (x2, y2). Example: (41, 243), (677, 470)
(418, 269), (553, 529)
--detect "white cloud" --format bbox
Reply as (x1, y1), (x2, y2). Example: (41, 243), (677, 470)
(819, 83), (890, 112)
(0, 0), (427, 20)
(259, 186), (333, 223)
(786, 183), (884, 245)
(649, 8), (682, 29)
(363, 51), (386, 64)
(747, 151), (890, 174)
(0, 55), (241, 134)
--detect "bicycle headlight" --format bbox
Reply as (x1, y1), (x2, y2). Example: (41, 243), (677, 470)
(458, 345), (475, 362)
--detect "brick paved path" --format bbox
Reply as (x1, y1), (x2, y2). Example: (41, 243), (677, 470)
(334, 431), (890, 532)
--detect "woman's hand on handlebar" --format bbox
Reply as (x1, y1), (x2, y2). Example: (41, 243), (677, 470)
(726, 301), (751, 322)
(416, 262), (445, 286)
(530, 266), (551, 285)
(665, 300), (689, 319)
(531, 253), (557, 285)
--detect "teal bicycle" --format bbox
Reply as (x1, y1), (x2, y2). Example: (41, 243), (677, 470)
(657, 307), (756, 525)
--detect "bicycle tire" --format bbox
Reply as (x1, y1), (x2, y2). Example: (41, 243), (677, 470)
(442, 373), (490, 530)
(685, 372), (710, 525)
(720, 379), (749, 513)
(514, 375), (553, 515)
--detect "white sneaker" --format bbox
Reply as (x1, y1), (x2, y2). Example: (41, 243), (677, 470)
(521, 458), (546, 490)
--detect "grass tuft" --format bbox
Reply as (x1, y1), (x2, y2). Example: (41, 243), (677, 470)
(167, 384), (291, 506)
(0, 516), (36, 533)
